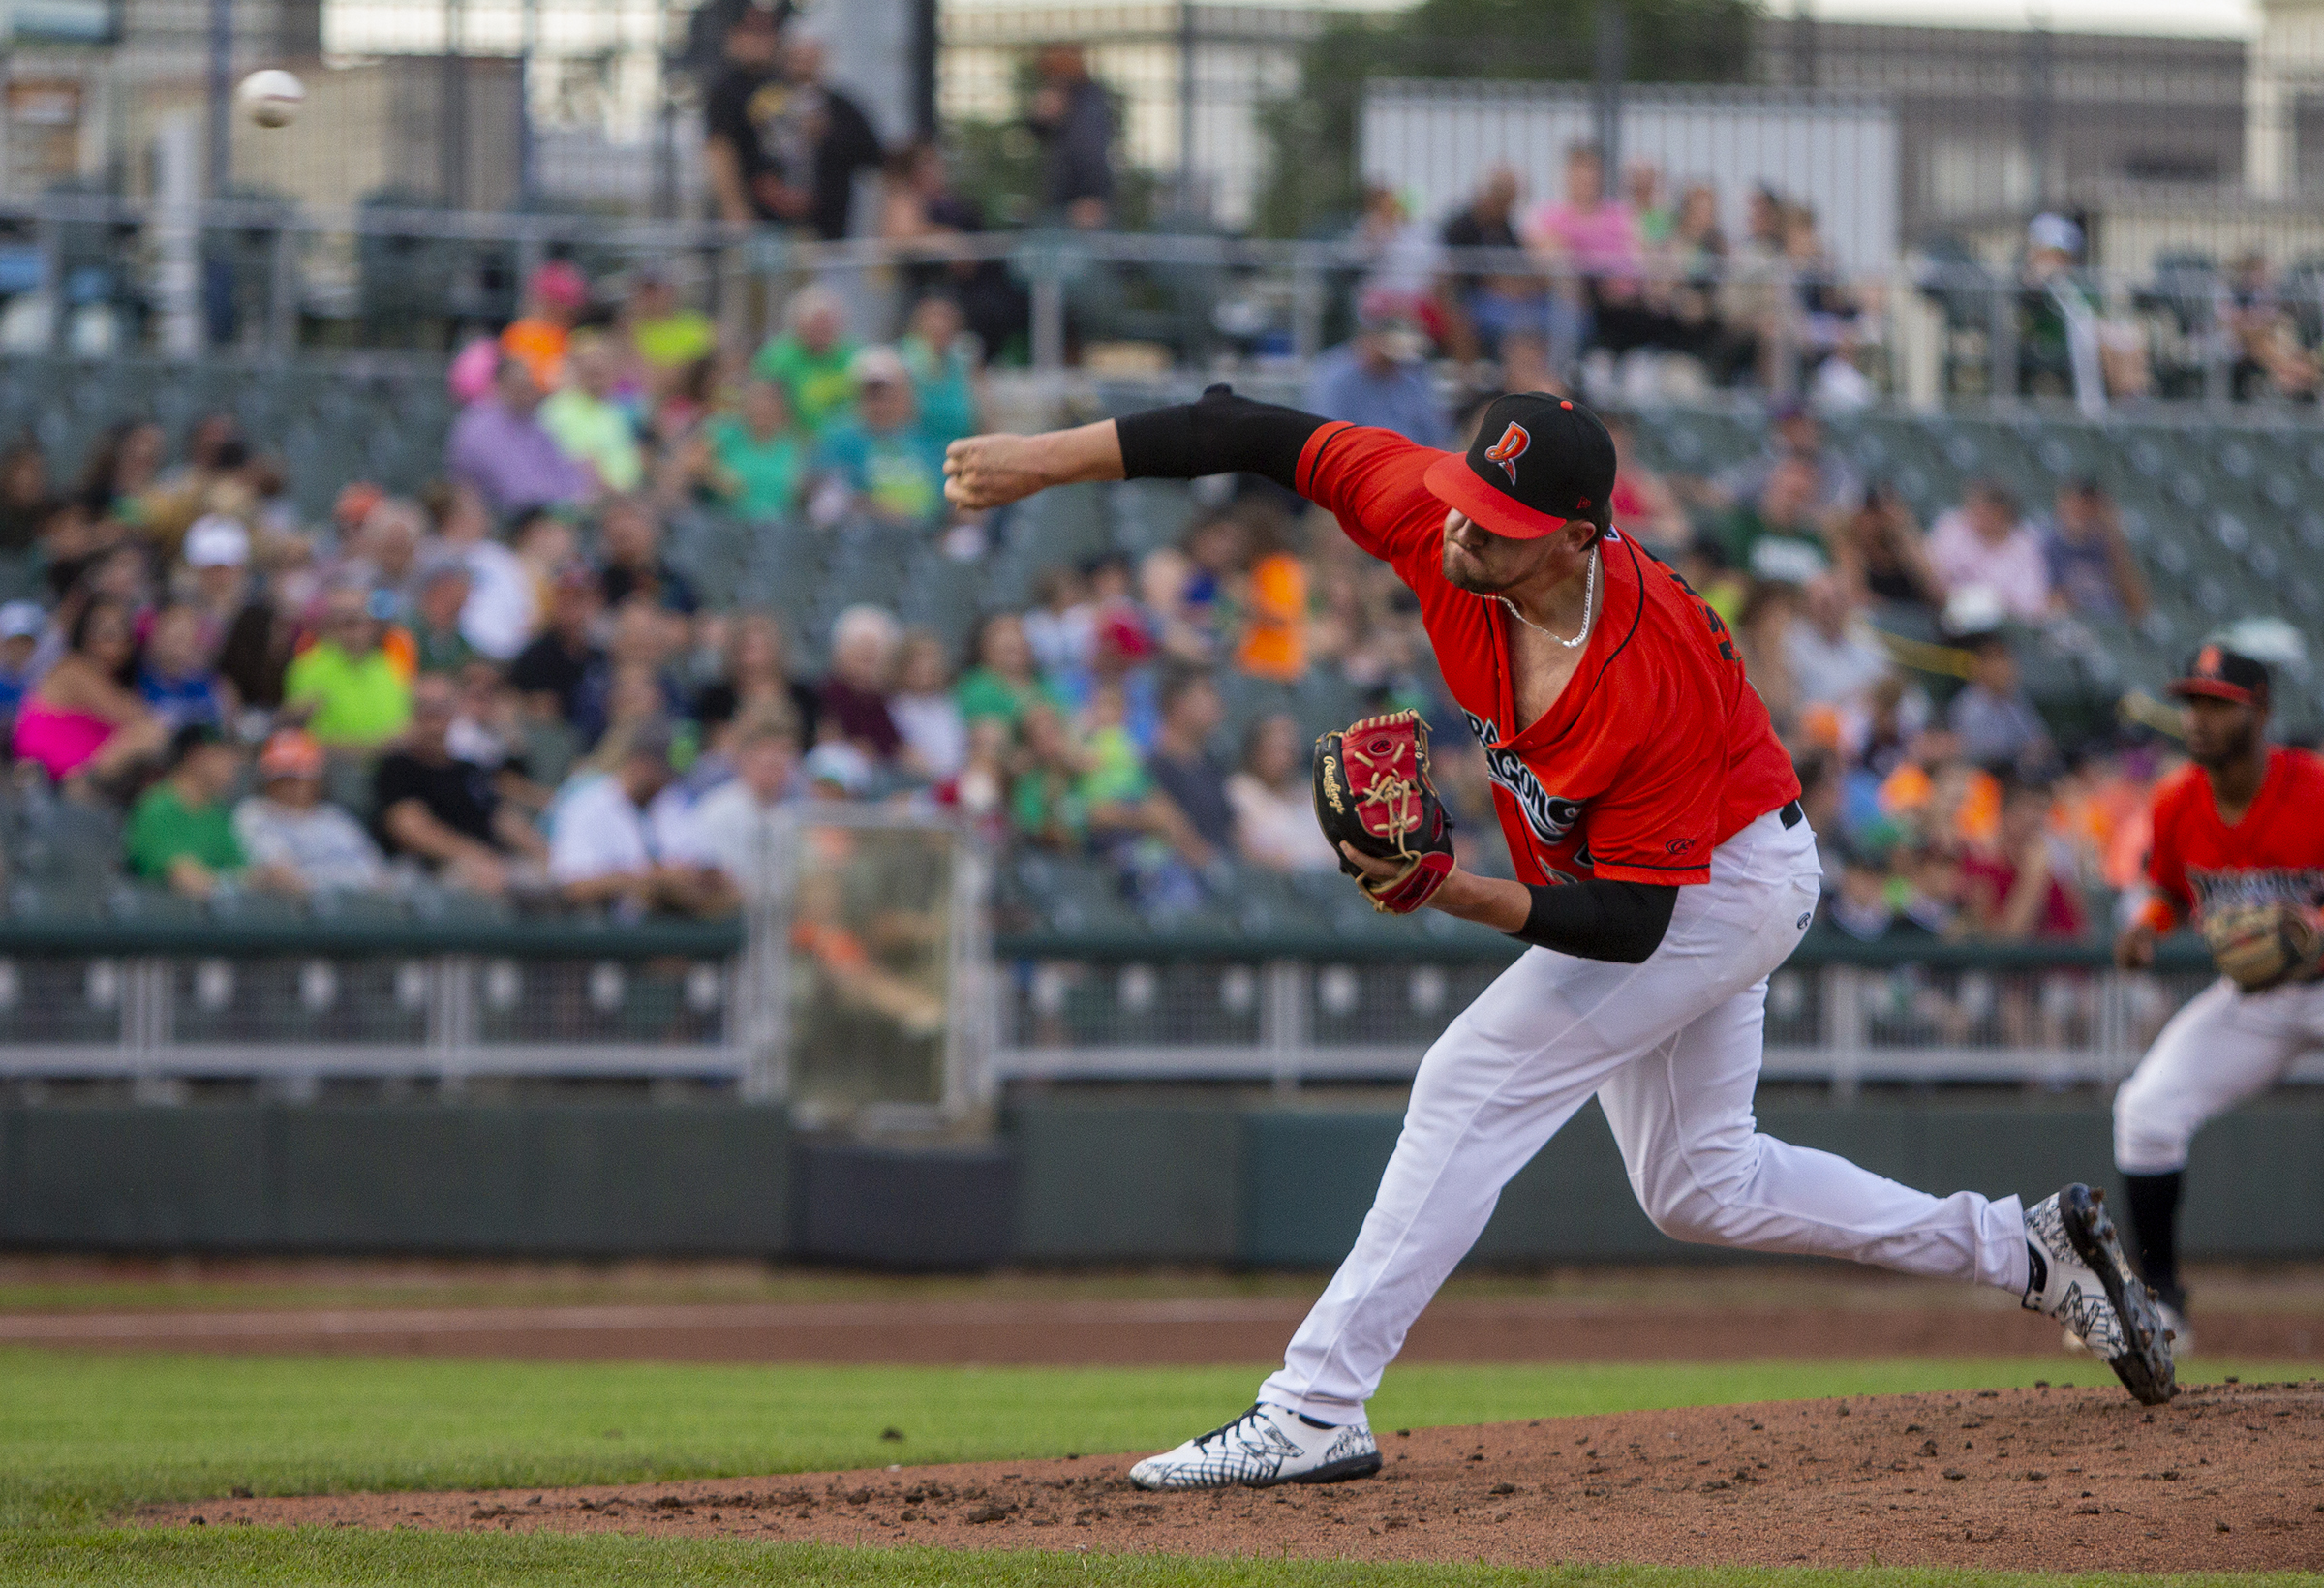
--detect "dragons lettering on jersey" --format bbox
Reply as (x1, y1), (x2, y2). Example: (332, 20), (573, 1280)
(2188, 866), (2324, 915)
(1461, 709), (1585, 845)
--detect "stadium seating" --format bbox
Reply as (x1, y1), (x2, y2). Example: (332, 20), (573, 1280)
(0, 355), (454, 521)
(1619, 405), (2324, 735)
(957, 402), (2324, 940)
(7, 353), (2321, 938)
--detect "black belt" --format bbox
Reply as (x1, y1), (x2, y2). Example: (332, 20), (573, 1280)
(1778, 799), (1804, 829)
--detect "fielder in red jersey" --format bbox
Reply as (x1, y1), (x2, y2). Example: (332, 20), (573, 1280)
(2113, 646), (2324, 1347)
(944, 388), (2175, 1488)
(2141, 747), (2324, 928)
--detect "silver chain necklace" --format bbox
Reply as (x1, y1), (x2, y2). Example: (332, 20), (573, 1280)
(1498, 549), (1597, 650)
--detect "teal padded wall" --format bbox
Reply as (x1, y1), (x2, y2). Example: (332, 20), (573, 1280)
(0, 1097), (2315, 1261)
(0, 1106), (791, 1254)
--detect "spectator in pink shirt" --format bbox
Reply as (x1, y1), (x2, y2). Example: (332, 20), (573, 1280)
(1525, 142), (1640, 270)
(1925, 480), (2051, 624)
(1523, 141), (1655, 361)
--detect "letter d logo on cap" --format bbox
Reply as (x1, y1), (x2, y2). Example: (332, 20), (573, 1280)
(1484, 422), (1530, 485)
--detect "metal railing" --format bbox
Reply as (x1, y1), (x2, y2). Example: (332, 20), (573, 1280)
(0, 912), (753, 1097)
(0, 873), (2306, 1104)
(0, 810), (989, 1125)
(989, 931), (2317, 1096)
(0, 193), (2319, 416)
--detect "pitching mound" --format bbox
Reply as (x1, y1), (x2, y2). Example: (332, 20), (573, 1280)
(139, 1382), (2324, 1571)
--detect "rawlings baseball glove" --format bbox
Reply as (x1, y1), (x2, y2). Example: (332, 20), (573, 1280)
(2202, 901), (2323, 993)
(1312, 710), (1455, 914)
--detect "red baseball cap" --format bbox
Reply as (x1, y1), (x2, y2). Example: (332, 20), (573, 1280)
(1422, 392), (1620, 540)
(530, 260), (588, 311)
(258, 728), (324, 781)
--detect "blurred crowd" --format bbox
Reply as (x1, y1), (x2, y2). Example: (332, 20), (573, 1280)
(693, 2), (1107, 366)
(0, 213), (2206, 945)
(1347, 142), (1883, 409)
(0, 235), (1014, 921)
(1636, 401), (2169, 958)
(639, 1), (2324, 418)
(1303, 142), (2324, 412)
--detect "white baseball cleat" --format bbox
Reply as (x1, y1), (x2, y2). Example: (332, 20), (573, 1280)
(2156, 1299), (2193, 1359)
(1127, 1401), (1382, 1491)
(2061, 1289), (2188, 1362)
(2022, 1184), (2176, 1405)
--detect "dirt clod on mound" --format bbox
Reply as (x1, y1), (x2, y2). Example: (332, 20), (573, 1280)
(138, 1382), (2324, 1572)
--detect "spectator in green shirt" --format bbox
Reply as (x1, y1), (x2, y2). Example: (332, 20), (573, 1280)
(899, 292), (981, 449)
(409, 555), (477, 674)
(750, 284), (858, 438)
(539, 330), (645, 494)
(812, 347), (949, 525)
(1007, 690), (1210, 876)
(126, 724), (292, 900)
(1008, 700), (1093, 849)
(1722, 453), (1832, 586)
(707, 377), (804, 522)
(956, 612), (1055, 726)
(621, 268), (717, 379)
(286, 584), (414, 749)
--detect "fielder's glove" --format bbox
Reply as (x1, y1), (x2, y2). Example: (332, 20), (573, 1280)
(2201, 901), (2323, 993)
(1312, 710), (1455, 914)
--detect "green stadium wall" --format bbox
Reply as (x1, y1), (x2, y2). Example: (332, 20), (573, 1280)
(1, 1097), (2319, 1263)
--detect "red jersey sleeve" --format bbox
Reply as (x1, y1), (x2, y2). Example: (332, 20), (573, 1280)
(1572, 674), (1723, 885)
(2143, 771), (2195, 925)
(1295, 424), (1448, 565)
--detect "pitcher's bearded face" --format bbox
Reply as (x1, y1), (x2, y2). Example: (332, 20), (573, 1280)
(1441, 509), (1551, 594)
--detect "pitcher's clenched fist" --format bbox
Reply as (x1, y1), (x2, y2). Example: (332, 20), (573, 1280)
(944, 422), (1129, 511)
(941, 434), (1043, 510)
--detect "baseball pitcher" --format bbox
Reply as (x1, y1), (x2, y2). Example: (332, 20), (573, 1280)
(944, 388), (2176, 1489)
(2111, 645), (2324, 1354)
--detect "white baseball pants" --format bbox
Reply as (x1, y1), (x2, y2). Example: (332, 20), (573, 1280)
(1259, 808), (2033, 1421)
(2114, 976), (2324, 1176)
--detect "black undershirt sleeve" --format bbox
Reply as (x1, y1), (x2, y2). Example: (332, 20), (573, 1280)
(1508, 879), (1678, 964)
(1114, 384), (1330, 494)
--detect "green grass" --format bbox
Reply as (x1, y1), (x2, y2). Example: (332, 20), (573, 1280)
(2, 1348), (2312, 1533)
(8, 1350), (2320, 1586)
(3, 1531), (2319, 1587)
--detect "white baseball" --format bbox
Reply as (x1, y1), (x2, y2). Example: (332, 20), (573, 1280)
(237, 69), (306, 130)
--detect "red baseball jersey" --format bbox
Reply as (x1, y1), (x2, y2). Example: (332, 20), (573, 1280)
(1295, 422), (1799, 887)
(2144, 747), (2324, 926)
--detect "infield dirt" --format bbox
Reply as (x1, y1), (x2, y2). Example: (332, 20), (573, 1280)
(141, 1381), (2324, 1572)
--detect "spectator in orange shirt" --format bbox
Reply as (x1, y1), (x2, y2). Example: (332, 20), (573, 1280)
(502, 260), (590, 392)
(1235, 518), (1308, 684)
